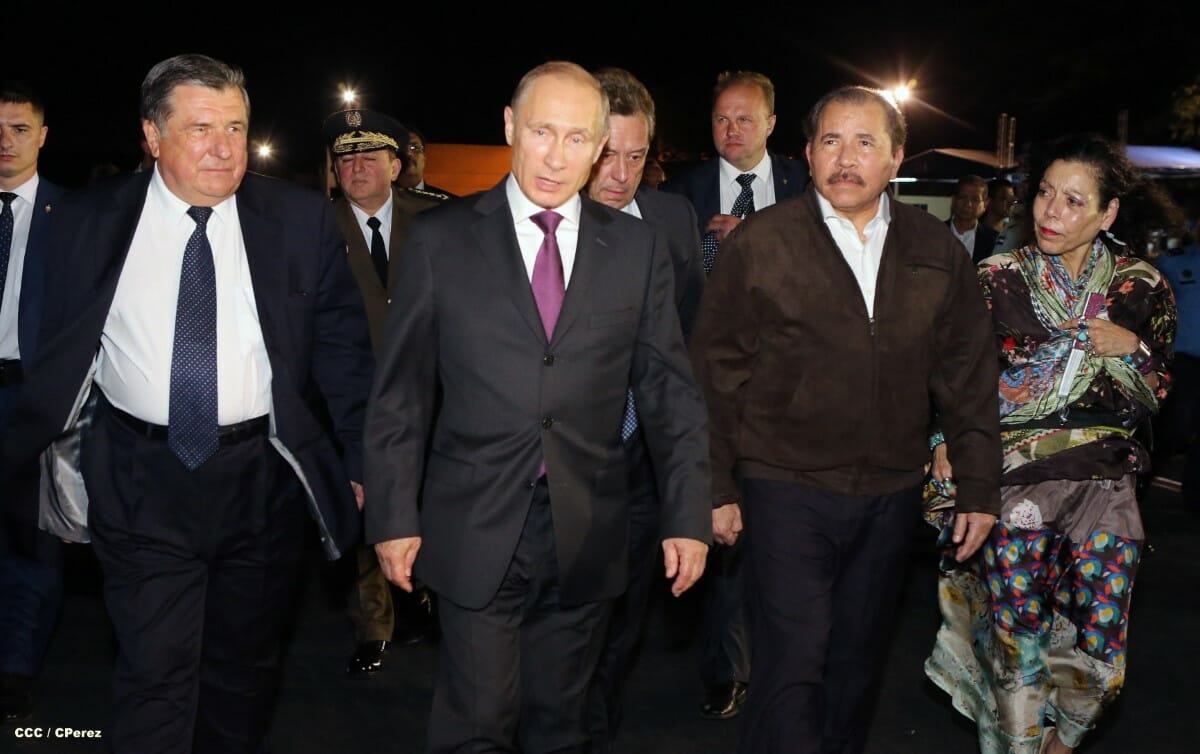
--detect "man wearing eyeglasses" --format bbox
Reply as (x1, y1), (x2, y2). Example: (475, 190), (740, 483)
(396, 127), (455, 199)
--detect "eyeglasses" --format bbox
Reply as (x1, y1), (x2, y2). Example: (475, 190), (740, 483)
(407, 144), (425, 154)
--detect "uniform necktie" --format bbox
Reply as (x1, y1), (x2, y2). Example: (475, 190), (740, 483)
(530, 210), (565, 339)
(700, 172), (757, 275)
(0, 192), (16, 304)
(168, 206), (219, 470)
(366, 216), (388, 286)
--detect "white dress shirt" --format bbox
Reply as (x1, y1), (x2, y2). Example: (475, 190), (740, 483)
(816, 191), (892, 318)
(349, 197), (395, 258)
(506, 175), (582, 286)
(95, 167), (272, 425)
(717, 152), (777, 214)
(0, 174), (39, 360)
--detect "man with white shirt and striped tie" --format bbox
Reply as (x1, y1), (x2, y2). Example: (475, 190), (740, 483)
(661, 68), (808, 721)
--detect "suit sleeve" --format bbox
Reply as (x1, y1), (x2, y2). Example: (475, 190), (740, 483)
(309, 200), (375, 482)
(928, 239), (1002, 515)
(674, 201), (706, 343)
(362, 219), (438, 544)
(630, 229), (712, 544)
(688, 226), (757, 508)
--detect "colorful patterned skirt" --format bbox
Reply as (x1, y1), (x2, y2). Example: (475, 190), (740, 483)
(923, 475), (1143, 753)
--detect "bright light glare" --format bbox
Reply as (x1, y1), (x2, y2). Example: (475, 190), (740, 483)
(341, 87), (357, 106)
(256, 143), (272, 159)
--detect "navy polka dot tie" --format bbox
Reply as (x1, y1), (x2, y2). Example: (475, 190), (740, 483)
(700, 173), (756, 275)
(0, 192), (16, 303)
(620, 388), (638, 443)
(168, 206), (219, 470)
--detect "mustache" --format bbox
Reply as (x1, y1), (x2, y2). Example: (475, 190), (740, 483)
(826, 171), (865, 186)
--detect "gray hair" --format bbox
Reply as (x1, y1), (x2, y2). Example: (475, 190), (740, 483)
(140, 53), (249, 132)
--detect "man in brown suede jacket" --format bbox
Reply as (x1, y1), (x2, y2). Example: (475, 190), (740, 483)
(689, 85), (1001, 754)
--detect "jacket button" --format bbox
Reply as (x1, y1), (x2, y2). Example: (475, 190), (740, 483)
(541, 417), (554, 429)
(543, 354), (555, 366)
(525, 479), (536, 489)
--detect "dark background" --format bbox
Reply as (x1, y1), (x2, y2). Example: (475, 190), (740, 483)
(7, 3), (1198, 188)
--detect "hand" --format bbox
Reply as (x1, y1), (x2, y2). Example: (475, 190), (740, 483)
(704, 213), (743, 243)
(351, 481), (364, 511)
(1062, 316), (1139, 358)
(374, 537), (422, 592)
(952, 512), (996, 562)
(712, 502), (743, 546)
(930, 444), (956, 498)
(662, 538), (709, 597)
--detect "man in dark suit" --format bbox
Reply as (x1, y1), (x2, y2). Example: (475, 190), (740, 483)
(324, 108), (444, 676)
(0, 80), (65, 725)
(396, 126), (456, 199)
(946, 173), (999, 264)
(1, 54), (374, 754)
(661, 68), (809, 721)
(365, 60), (711, 753)
(582, 66), (705, 753)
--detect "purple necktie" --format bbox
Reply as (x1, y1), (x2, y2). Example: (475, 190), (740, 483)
(530, 210), (564, 339)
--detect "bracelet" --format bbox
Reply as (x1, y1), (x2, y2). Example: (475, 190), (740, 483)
(928, 430), (946, 451)
(1122, 340), (1155, 375)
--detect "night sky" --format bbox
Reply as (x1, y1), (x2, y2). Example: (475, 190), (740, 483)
(10, 3), (1198, 188)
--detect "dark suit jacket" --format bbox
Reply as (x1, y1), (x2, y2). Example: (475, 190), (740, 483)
(661, 153), (809, 237)
(363, 179), (711, 609)
(333, 186), (440, 350)
(632, 186), (705, 342)
(945, 218), (1000, 265)
(0, 177), (64, 531)
(625, 187), (706, 494)
(2, 171), (374, 559)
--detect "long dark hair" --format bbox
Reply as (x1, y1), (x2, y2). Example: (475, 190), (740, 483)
(1023, 133), (1183, 257)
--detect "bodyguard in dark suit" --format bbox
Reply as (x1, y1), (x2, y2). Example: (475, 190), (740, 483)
(661, 69), (809, 721)
(0, 81), (65, 724)
(946, 173), (1000, 264)
(324, 108), (443, 675)
(365, 61), (711, 753)
(1, 55), (374, 754)
(582, 67), (705, 753)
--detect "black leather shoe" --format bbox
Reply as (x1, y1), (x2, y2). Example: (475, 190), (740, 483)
(700, 681), (747, 720)
(1, 674), (34, 723)
(345, 640), (389, 677)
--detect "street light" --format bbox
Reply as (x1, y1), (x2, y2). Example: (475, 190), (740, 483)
(339, 84), (358, 108)
(254, 141), (273, 174)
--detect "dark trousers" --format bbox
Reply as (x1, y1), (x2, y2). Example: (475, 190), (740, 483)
(0, 381), (64, 681)
(588, 442), (660, 751)
(428, 482), (612, 753)
(84, 398), (307, 754)
(737, 478), (920, 754)
(698, 536), (751, 687)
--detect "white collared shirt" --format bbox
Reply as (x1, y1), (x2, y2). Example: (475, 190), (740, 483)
(816, 191), (892, 317)
(95, 167), (272, 425)
(505, 175), (582, 286)
(717, 153), (776, 214)
(349, 197), (395, 258)
(949, 220), (977, 257)
(0, 174), (39, 360)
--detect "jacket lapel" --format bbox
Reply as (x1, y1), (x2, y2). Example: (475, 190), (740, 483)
(469, 182), (547, 343)
(235, 177), (287, 355)
(550, 197), (608, 345)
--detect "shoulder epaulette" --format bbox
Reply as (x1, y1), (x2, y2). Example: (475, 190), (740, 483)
(405, 186), (452, 203)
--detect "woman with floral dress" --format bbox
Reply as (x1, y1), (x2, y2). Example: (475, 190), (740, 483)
(924, 133), (1179, 754)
